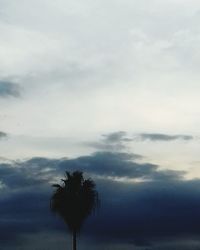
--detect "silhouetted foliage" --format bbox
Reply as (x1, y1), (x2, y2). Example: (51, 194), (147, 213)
(50, 171), (99, 250)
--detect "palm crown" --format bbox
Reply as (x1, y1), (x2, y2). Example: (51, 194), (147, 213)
(50, 171), (99, 233)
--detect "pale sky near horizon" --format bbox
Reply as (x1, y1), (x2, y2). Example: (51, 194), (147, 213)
(0, 0), (200, 178)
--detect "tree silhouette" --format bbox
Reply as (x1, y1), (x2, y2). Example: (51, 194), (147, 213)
(50, 171), (99, 250)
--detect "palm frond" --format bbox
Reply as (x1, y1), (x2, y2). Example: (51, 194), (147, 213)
(50, 171), (99, 233)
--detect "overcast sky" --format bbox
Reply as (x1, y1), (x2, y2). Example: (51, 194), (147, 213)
(1, 1), (200, 249)
(0, 0), (200, 176)
(0, 0), (200, 177)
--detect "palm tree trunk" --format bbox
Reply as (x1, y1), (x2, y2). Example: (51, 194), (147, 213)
(72, 230), (77, 250)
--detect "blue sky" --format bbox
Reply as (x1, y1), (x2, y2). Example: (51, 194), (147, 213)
(1, 0), (200, 249)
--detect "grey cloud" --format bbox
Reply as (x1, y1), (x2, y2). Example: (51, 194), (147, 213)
(102, 131), (132, 143)
(85, 131), (133, 152)
(86, 132), (194, 152)
(58, 151), (184, 181)
(0, 81), (21, 98)
(0, 132), (7, 139)
(1, 152), (180, 188)
(137, 133), (193, 142)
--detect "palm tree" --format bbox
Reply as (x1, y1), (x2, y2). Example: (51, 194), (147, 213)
(50, 171), (99, 250)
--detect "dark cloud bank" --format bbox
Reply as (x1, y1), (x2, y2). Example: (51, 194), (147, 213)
(1, 151), (200, 249)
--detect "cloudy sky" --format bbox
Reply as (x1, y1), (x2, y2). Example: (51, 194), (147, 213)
(1, 0), (200, 249)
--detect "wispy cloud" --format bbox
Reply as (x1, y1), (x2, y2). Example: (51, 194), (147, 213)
(86, 132), (194, 153)
(137, 133), (193, 142)
(85, 131), (133, 152)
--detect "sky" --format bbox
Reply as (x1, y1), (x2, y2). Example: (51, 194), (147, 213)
(1, 0), (200, 249)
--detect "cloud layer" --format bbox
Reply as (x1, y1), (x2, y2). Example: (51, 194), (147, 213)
(1, 151), (200, 249)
